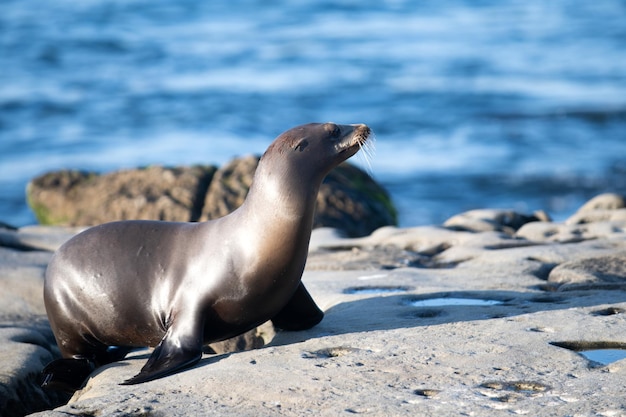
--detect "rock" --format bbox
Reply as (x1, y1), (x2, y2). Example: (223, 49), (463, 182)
(516, 220), (626, 243)
(315, 162), (397, 237)
(548, 253), (626, 290)
(0, 322), (70, 417)
(27, 166), (217, 225)
(307, 244), (432, 271)
(201, 157), (396, 237)
(2, 202), (626, 415)
(0, 227), (77, 417)
(25, 222), (626, 416)
(200, 155), (258, 221)
(206, 322), (275, 355)
(443, 209), (549, 235)
(308, 227), (348, 252)
(515, 221), (562, 242)
(577, 193), (625, 212)
(0, 225), (83, 252)
(0, 248), (50, 318)
(0, 226), (71, 319)
(27, 160), (397, 237)
(566, 193), (626, 225)
(565, 208), (626, 225)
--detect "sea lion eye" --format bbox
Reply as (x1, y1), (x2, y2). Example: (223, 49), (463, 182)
(294, 139), (308, 152)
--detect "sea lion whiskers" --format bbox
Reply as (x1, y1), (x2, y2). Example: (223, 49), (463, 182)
(340, 123), (374, 174)
(334, 124), (370, 152)
(357, 130), (375, 174)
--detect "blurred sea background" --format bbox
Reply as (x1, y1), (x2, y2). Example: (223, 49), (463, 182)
(1, 0), (625, 228)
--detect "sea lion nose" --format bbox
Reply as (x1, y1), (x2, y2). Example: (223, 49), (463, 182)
(352, 124), (371, 138)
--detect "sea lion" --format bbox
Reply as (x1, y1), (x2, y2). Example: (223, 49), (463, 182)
(41, 122), (371, 392)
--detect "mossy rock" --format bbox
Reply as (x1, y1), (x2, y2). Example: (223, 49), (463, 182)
(27, 160), (397, 237)
(201, 157), (396, 237)
(27, 166), (216, 226)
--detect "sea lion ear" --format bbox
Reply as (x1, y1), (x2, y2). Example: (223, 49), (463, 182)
(293, 138), (309, 152)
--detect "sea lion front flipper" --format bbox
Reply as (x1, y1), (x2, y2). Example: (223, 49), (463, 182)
(271, 282), (324, 331)
(120, 329), (202, 385)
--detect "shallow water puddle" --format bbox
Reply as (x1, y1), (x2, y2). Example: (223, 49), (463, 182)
(343, 286), (412, 295)
(409, 297), (503, 307)
(551, 341), (626, 366)
(579, 349), (626, 365)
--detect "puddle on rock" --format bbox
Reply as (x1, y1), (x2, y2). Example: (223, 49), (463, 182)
(412, 309), (445, 318)
(343, 286), (412, 295)
(408, 297), (503, 307)
(528, 296), (567, 304)
(579, 349), (626, 365)
(551, 341), (626, 366)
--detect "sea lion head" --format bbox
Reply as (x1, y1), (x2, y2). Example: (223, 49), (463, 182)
(261, 122), (371, 182)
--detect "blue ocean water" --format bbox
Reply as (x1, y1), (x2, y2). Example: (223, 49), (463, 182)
(1, 0), (625, 227)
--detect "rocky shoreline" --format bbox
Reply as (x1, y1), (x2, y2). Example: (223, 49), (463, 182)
(1, 194), (626, 416)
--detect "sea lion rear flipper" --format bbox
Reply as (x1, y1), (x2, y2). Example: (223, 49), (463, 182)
(120, 331), (202, 385)
(271, 282), (324, 331)
(41, 357), (95, 393)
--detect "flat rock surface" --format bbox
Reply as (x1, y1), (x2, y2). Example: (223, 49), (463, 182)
(2, 198), (626, 416)
(18, 215), (626, 417)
